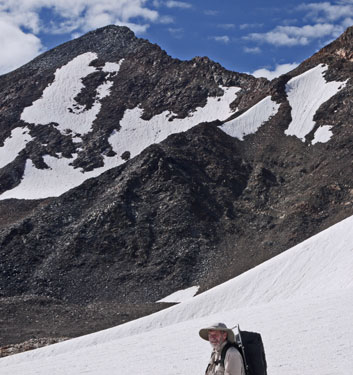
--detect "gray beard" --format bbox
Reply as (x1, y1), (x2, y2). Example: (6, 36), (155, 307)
(210, 341), (222, 352)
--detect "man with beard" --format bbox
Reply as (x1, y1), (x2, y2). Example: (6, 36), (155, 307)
(199, 322), (245, 375)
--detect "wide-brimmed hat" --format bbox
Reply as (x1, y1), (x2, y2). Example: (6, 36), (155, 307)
(199, 322), (235, 343)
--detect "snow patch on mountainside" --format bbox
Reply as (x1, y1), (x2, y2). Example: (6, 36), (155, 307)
(1, 213), (352, 374)
(219, 96), (280, 140)
(0, 148), (130, 200)
(285, 64), (347, 142)
(312, 125), (333, 144)
(0, 127), (32, 169)
(20, 53), (122, 136)
(157, 286), (199, 303)
(109, 86), (240, 162)
(0, 84), (239, 200)
(0, 156), (106, 200)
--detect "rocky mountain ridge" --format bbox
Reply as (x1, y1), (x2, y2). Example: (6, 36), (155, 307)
(0, 25), (265, 195)
(0, 24), (353, 350)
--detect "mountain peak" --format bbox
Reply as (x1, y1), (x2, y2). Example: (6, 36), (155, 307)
(334, 25), (353, 60)
(74, 24), (139, 51)
(9, 25), (143, 77)
(318, 25), (353, 62)
(338, 24), (353, 42)
(87, 24), (136, 38)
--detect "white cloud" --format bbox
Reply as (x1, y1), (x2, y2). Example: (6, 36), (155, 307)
(209, 35), (230, 44)
(245, 23), (343, 46)
(71, 32), (83, 40)
(159, 15), (174, 24)
(242, 2), (352, 49)
(252, 63), (299, 80)
(342, 16), (353, 27)
(0, 1), (160, 35)
(298, 1), (353, 22)
(0, 19), (43, 75)
(71, 1), (158, 33)
(244, 46), (261, 54)
(165, 1), (192, 9)
(0, 6), (40, 33)
(239, 23), (264, 30)
(217, 23), (235, 29)
(168, 27), (183, 38)
(112, 21), (150, 34)
(46, 19), (83, 35)
(204, 10), (219, 16)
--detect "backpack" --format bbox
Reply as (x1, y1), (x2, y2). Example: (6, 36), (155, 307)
(220, 325), (267, 375)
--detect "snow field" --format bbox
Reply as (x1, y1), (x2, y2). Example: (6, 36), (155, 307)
(0, 150), (128, 200)
(1, 289), (351, 375)
(108, 86), (240, 162)
(0, 127), (32, 169)
(312, 125), (333, 144)
(0, 156), (110, 200)
(219, 95), (280, 140)
(1, 61), (347, 200)
(157, 285), (200, 303)
(20, 53), (123, 136)
(1, 210), (353, 374)
(285, 64), (347, 142)
(0, 74), (240, 199)
(220, 64), (347, 144)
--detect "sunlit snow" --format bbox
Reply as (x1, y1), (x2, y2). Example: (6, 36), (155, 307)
(102, 62), (122, 73)
(0, 213), (352, 374)
(2, 61), (347, 202)
(312, 125), (333, 144)
(0, 149), (130, 200)
(220, 64), (347, 144)
(0, 127), (32, 169)
(157, 286), (199, 303)
(109, 86), (240, 161)
(219, 95), (280, 140)
(0, 83), (239, 200)
(0, 156), (110, 200)
(20, 53), (123, 136)
(285, 64), (347, 141)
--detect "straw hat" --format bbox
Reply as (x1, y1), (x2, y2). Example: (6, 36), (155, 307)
(199, 322), (235, 343)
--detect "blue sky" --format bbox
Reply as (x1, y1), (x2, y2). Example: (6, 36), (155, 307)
(0, 0), (352, 78)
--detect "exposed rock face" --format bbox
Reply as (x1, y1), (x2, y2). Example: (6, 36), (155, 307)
(0, 337), (68, 358)
(1, 25), (353, 350)
(0, 124), (250, 303)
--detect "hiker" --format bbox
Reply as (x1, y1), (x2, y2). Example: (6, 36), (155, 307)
(199, 322), (245, 375)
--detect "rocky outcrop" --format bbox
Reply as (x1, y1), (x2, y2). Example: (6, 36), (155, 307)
(0, 338), (68, 358)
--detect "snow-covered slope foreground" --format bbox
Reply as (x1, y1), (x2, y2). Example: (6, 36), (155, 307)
(1, 214), (353, 374)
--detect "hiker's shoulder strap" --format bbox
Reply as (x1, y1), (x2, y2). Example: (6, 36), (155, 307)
(205, 350), (216, 374)
(220, 342), (240, 367)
